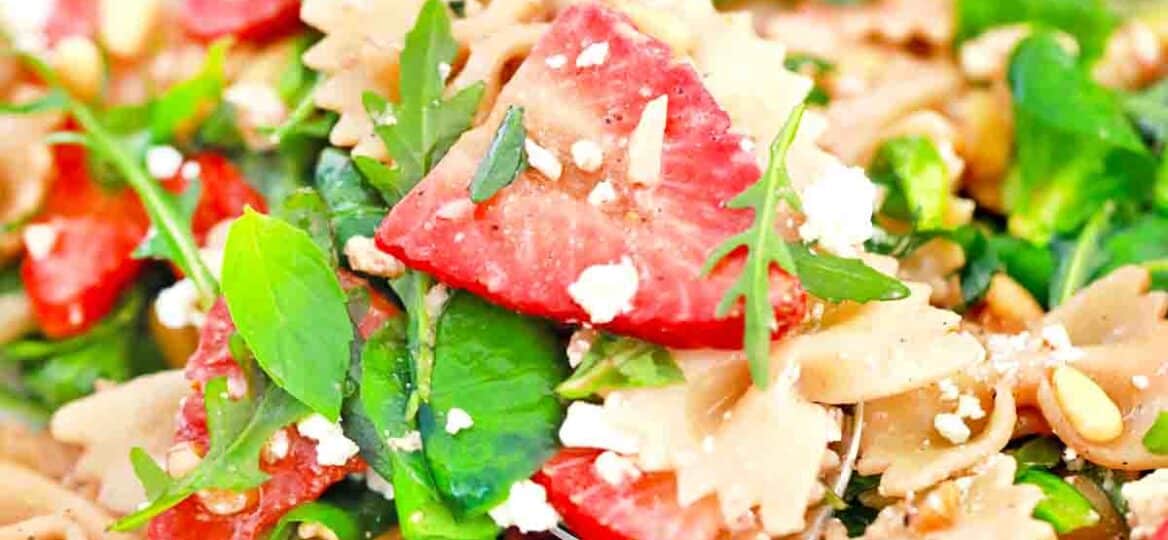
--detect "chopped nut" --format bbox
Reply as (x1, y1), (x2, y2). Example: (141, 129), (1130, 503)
(1052, 366), (1124, 443)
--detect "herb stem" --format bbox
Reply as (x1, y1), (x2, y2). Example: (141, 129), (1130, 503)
(803, 402), (864, 540)
(269, 74), (322, 145)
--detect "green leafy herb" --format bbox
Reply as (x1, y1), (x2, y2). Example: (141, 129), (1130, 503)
(1048, 202), (1114, 306)
(1123, 76), (1168, 154)
(869, 136), (950, 229)
(0, 89), (68, 114)
(222, 209), (354, 419)
(468, 106), (527, 203)
(1015, 466), (1100, 533)
(789, 244), (910, 303)
(113, 377), (310, 530)
(150, 39), (230, 141)
(389, 272), (442, 419)
(1096, 213), (1168, 290)
(557, 333), (684, 399)
(277, 188), (337, 264)
(1008, 436), (1063, 467)
(783, 54), (834, 106)
(314, 148), (388, 249)
(268, 502), (362, 540)
(955, 0), (1117, 60)
(1143, 412), (1168, 455)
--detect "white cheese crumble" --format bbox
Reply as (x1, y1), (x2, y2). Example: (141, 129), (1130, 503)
(387, 430), (423, 452)
(567, 256), (639, 324)
(145, 145), (184, 179)
(445, 407), (474, 435)
(438, 62), (452, 81)
(627, 95), (668, 187)
(1132, 375), (1150, 389)
(263, 429), (290, 462)
(524, 138), (563, 181)
(937, 378), (960, 401)
(559, 402), (639, 454)
(181, 161), (202, 181)
(1121, 469), (1168, 539)
(343, 235), (405, 278)
(435, 198), (475, 220)
(933, 413), (971, 445)
(22, 223), (59, 260)
(545, 54), (567, 69)
(224, 82), (288, 130)
(955, 394), (986, 420)
(366, 470), (395, 501)
(1041, 324), (1086, 363)
(488, 480), (561, 533)
(586, 180), (617, 207)
(565, 329), (597, 368)
(797, 162), (877, 257)
(296, 414), (361, 466)
(1, 0), (54, 52)
(575, 41), (610, 68)
(570, 139), (604, 172)
(154, 279), (207, 329)
(593, 451), (641, 486)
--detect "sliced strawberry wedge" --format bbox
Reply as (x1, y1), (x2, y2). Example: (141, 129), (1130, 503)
(376, 4), (805, 348)
(533, 449), (723, 540)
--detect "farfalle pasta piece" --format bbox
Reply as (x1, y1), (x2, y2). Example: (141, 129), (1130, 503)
(0, 461), (135, 540)
(1042, 265), (1168, 346)
(764, 0), (953, 59)
(789, 282), (986, 404)
(49, 370), (190, 514)
(450, 23), (549, 122)
(858, 380), (1016, 497)
(0, 85), (60, 263)
(0, 423), (78, 480)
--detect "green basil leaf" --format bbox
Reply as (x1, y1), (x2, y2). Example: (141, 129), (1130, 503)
(222, 209), (353, 419)
(276, 187), (337, 264)
(1048, 202), (1114, 307)
(788, 243), (911, 303)
(315, 149), (388, 249)
(1015, 466), (1100, 533)
(421, 292), (567, 514)
(557, 333), (683, 399)
(956, 0), (1117, 60)
(268, 502), (362, 540)
(1143, 412), (1168, 455)
(469, 105), (527, 203)
(151, 39), (230, 142)
(869, 136), (950, 229)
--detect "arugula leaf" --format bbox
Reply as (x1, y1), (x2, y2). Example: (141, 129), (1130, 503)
(990, 234), (1057, 305)
(0, 89), (68, 114)
(151, 39), (230, 141)
(222, 209), (353, 419)
(314, 148), (388, 249)
(955, 0), (1117, 60)
(421, 292), (566, 514)
(1096, 213), (1168, 290)
(1006, 32), (1156, 244)
(469, 106), (527, 203)
(783, 54), (833, 106)
(113, 378), (310, 530)
(789, 243), (910, 303)
(1015, 466), (1100, 533)
(557, 333), (683, 399)
(1144, 412), (1168, 455)
(389, 272), (442, 418)
(277, 188), (337, 263)
(268, 479), (399, 540)
(869, 136), (950, 229)
(133, 179), (203, 263)
(1048, 202), (1114, 306)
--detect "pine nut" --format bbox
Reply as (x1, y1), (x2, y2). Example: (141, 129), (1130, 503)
(1052, 366), (1124, 443)
(98, 0), (161, 59)
(50, 37), (103, 101)
(165, 442), (202, 478)
(298, 522), (341, 540)
(196, 488), (254, 515)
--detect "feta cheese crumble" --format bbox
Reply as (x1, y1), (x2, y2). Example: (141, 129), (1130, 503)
(524, 138), (563, 181)
(545, 54), (567, 69)
(937, 378), (960, 401)
(263, 429), (290, 462)
(593, 451), (641, 486)
(145, 145), (184, 179)
(627, 95), (668, 186)
(559, 402), (639, 454)
(366, 470), (395, 501)
(22, 223), (59, 260)
(587, 180), (617, 206)
(438, 62), (452, 81)
(1132, 375), (1150, 389)
(955, 394), (986, 420)
(343, 235), (405, 278)
(567, 256), (639, 324)
(933, 413), (971, 445)
(488, 480), (561, 533)
(575, 41), (609, 68)
(296, 414), (361, 466)
(445, 407), (474, 435)
(797, 163), (877, 257)
(387, 430), (423, 452)
(571, 139), (604, 172)
(181, 161), (202, 181)
(1121, 469), (1168, 539)
(154, 279), (206, 329)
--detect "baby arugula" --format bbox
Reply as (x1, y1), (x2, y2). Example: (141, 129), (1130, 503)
(556, 333), (684, 399)
(468, 106), (527, 202)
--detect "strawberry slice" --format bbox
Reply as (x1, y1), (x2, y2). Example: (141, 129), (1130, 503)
(376, 4), (805, 349)
(179, 0), (302, 43)
(532, 448), (723, 540)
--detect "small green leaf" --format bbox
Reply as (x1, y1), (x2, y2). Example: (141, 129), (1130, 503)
(129, 447), (171, 501)
(315, 149), (389, 248)
(1049, 202), (1114, 307)
(133, 179), (202, 264)
(1015, 466), (1100, 533)
(276, 188), (336, 264)
(1008, 437), (1063, 468)
(557, 333), (684, 399)
(352, 155), (406, 206)
(151, 39), (231, 142)
(0, 89), (68, 114)
(222, 209), (354, 419)
(788, 243), (910, 303)
(1143, 412), (1168, 455)
(268, 502), (362, 540)
(469, 106), (527, 203)
(869, 136), (950, 229)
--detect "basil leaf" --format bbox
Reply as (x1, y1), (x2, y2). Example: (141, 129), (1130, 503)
(1015, 466), (1100, 533)
(420, 293), (567, 514)
(788, 243), (910, 303)
(315, 149), (388, 249)
(276, 187), (337, 263)
(151, 39), (230, 141)
(469, 105), (527, 203)
(956, 0), (1117, 61)
(1048, 203), (1114, 307)
(222, 209), (353, 419)
(113, 378), (310, 530)
(557, 333), (683, 399)
(869, 136), (950, 229)
(1143, 412), (1168, 455)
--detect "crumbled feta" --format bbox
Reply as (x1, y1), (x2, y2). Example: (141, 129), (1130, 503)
(1121, 469), (1168, 539)
(146, 145), (184, 179)
(933, 413), (971, 444)
(627, 95), (668, 186)
(586, 180), (618, 207)
(1132, 375), (1150, 390)
(154, 279), (207, 329)
(387, 430), (423, 452)
(1041, 324), (1086, 363)
(22, 223), (58, 260)
(545, 54), (567, 69)
(797, 163), (877, 257)
(263, 429), (290, 462)
(559, 402), (639, 454)
(575, 41), (609, 68)
(445, 407), (474, 435)
(366, 470), (395, 500)
(567, 256), (639, 324)
(181, 161), (202, 181)
(524, 138), (563, 181)
(937, 378), (960, 401)
(489, 480), (561, 533)
(435, 198), (475, 220)
(738, 137), (756, 154)
(1, 0), (54, 51)
(296, 414), (361, 466)
(571, 139), (604, 172)
(955, 394), (986, 420)
(224, 82), (287, 129)
(344, 235), (405, 278)
(565, 329), (597, 368)
(438, 62), (452, 81)
(593, 451), (641, 486)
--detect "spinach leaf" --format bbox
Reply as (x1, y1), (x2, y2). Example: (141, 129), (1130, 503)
(1015, 466), (1100, 533)
(222, 209), (353, 419)
(869, 136), (950, 229)
(955, 0), (1117, 60)
(468, 106), (527, 203)
(421, 292), (566, 514)
(113, 378), (310, 530)
(314, 148), (388, 249)
(1144, 412), (1168, 455)
(557, 333), (684, 399)
(789, 243), (911, 302)
(1006, 32), (1156, 244)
